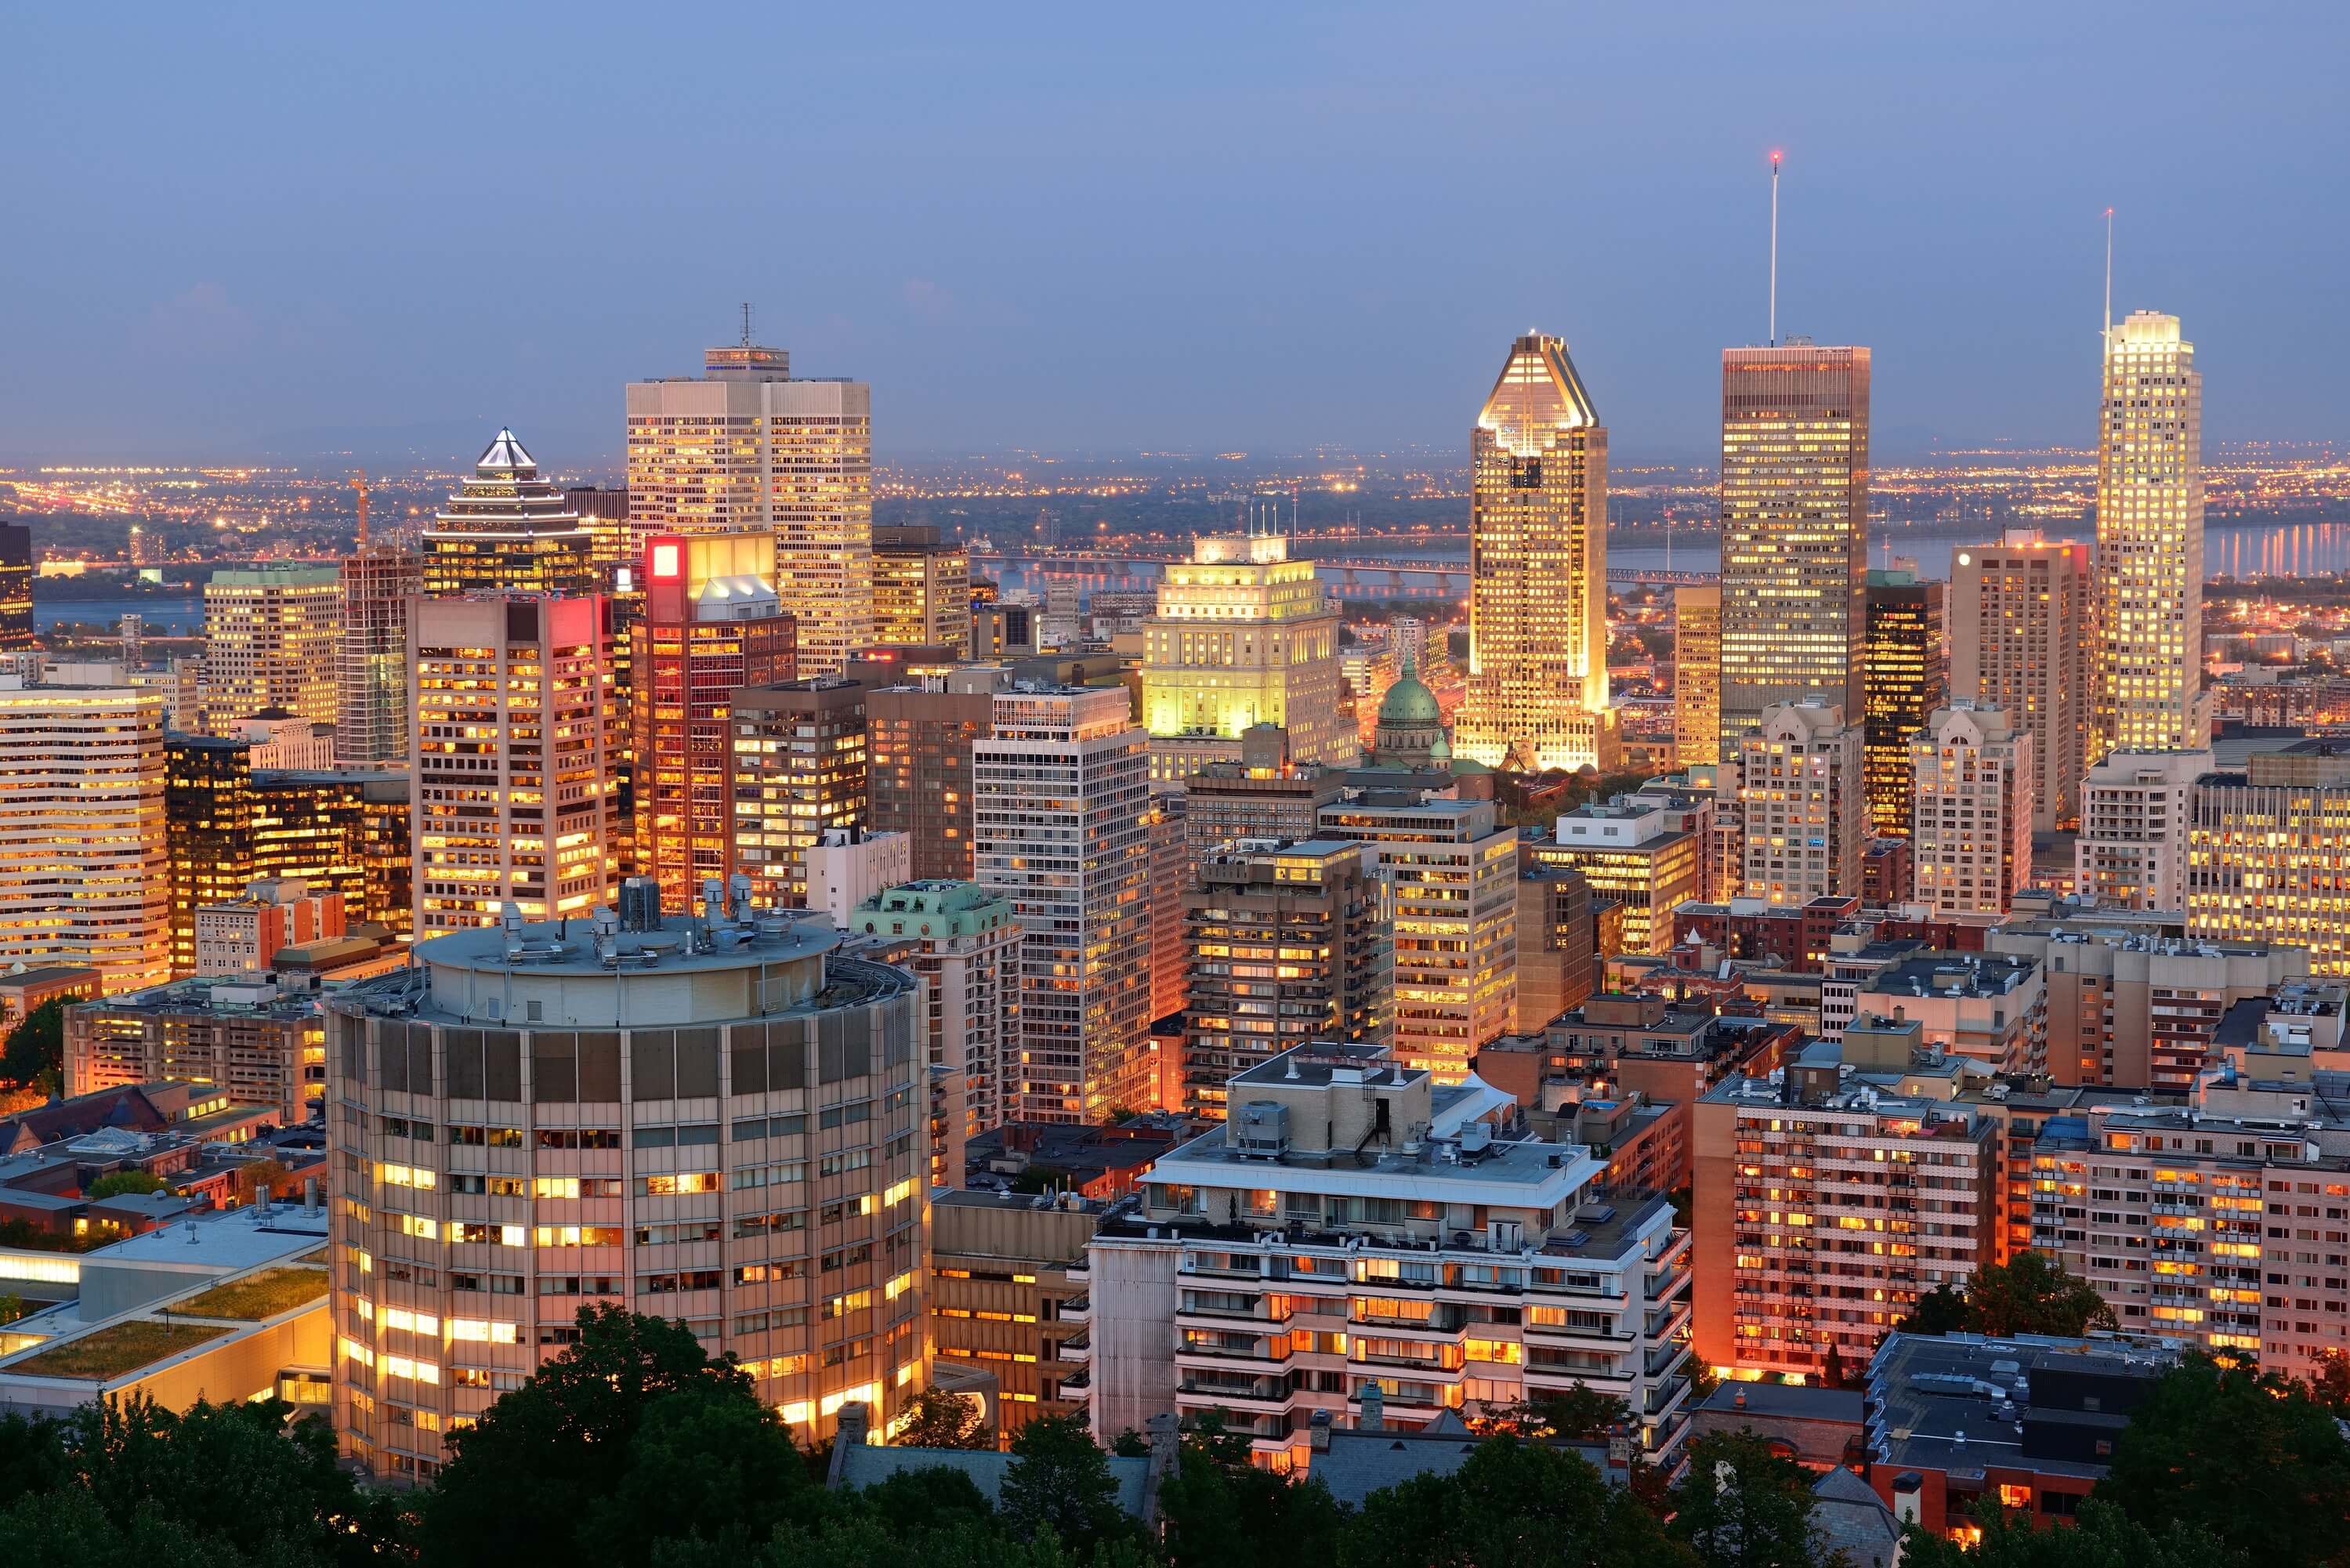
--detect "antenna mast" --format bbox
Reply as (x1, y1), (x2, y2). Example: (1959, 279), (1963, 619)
(349, 469), (370, 551)
(1769, 150), (1783, 346)
(2102, 208), (2114, 339)
(740, 302), (755, 346)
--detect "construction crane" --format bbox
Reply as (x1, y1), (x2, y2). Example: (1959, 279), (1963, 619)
(349, 469), (370, 549)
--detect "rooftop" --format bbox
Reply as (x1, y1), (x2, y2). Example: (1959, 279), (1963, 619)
(1867, 1330), (2179, 1481)
(1862, 953), (2039, 1001)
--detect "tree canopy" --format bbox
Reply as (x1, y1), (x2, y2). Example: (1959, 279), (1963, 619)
(0, 998), (65, 1096)
(1901, 1253), (2117, 1339)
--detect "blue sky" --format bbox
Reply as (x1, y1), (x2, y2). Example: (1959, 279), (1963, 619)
(3, 3), (2344, 465)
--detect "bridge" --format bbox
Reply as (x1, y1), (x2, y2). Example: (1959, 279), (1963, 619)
(969, 551), (1714, 599)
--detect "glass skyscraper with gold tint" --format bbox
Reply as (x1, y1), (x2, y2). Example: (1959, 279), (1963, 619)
(421, 429), (598, 599)
(2095, 310), (2207, 757)
(1457, 333), (1615, 773)
(1716, 344), (1870, 756)
(1673, 585), (1721, 768)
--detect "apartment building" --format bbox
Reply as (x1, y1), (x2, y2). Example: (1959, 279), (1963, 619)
(1909, 703), (2035, 918)
(2077, 749), (2208, 913)
(849, 880), (1021, 1146)
(1853, 952), (2047, 1074)
(1182, 755), (1349, 874)
(1525, 800), (1699, 958)
(1950, 533), (2090, 832)
(1514, 864), (1596, 1033)
(67, 974), (325, 1124)
(865, 669), (1008, 882)
(929, 1190), (1105, 1440)
(192, 877), (345, 977)
(1736, 701), (1867, 906)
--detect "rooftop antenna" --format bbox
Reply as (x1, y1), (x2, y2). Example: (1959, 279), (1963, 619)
(740, 301), (755, 346)
(349, 469), (370, 550)
(2102, 207), (2114, 339)
(1769, 150), (1783, 346)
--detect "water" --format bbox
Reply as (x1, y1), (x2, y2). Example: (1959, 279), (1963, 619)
(34, 596), (204, 635)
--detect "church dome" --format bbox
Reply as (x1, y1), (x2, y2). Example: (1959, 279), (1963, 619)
(1378, 665), (1441, 726)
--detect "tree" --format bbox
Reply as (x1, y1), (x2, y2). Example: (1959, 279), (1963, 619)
(424, 1303), (816, 1568)
(0, 1295), (22, 1327)
(226, 1160), (297, 1207)
(1666, 1433), (1824, 1568)
(2093, 1353), (2350, 1568)
(1010, 1164), (1076, 1196)
(1476, 1381), (1628, 1440)
(1901, 1283), (1970, 1336)
(997, 1415), (1130, 1557)
(1899, 1497), (2239, 1568)
(1156, 1412), (1341, 1568)
(2305, 1348), (2350, 1415)
(1340, 1436), (1691, 1568)
(1899, 1254), (2115, 1340)
(899, 1385), (990, 1450)
(0, 999), (64, 1095)
(85, 1171), (165, 1201)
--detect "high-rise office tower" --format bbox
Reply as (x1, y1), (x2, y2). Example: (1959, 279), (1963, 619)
(201, 565), (341, 734)
(1673, 585), (1722, 769)
(1717, 344), (1871, 755)
(629, 531), (797, 908)
(409, 593), (617, 935)
(1909, 701), (2035, 917)
(1862, 570), (1946, 839)
(422, 429), (598, 597)
(973, 686), (1152, 1123)
(2095, 310), (2208, 755)
(1736, 701), (1866, 905)
(1457, 334), (1616, 772)
(1950, 533), (2090, 832)
(563, 484), (634, 592)
(336, 545), (422, 769)
(0, 523), (32, 650)
(252, 770), (414, 939)
(1141, 531), (1352, 781)
(2188, 743), (2350, 973)
(865, 669), (1007, 882)
(165, 735), (255, 978)
(730, 679), (867, 910)
(0, 676), (168, 991)
(627, 341), (874, 677)
(872, 525), (971, 657)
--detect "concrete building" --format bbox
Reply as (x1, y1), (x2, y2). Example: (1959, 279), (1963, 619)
(1514, 865), (1596, 1034)
(1853, 952), (2046, 1074)
(850, 881), (1021, 1146)
(1526, 800), (1699, 959)
(1674, 585), (1722, 770)
(866, 668), (1008, 883)
(1318, 793), (1518, 1084)
(1671, 896), (1859, 974)
(1180, 839), (1390, 1117)
(236, 712), (335, 771)
(1950, 532), (2090, 831)
(192, 878), (345, 978)
(0, 968), (100, 1031)
(2076, 749), (2207, 914)
(627, 341), (873, 677)
(975, 686), (1153, 1124)
(336, 545), (422, 770)
(1909, 703), (2035, 918)
(201, 566), (340, 737)
(2187, 744), (2350, 974)
(1736, 701), (1867, 907)
(1182, 753), (1348, 875)
(806, 829), (911, 925)
(409, 593), (617, 936)
(1077, 1043), (1693, 1468)
(67, 975), (326, 1124)
(871, 526), (971, 657)
(730, 679), (867, 911)
(324, 903), (928, 1479)
(928, 1189), (1105, 1439)
(1862, 570), (1945, 842)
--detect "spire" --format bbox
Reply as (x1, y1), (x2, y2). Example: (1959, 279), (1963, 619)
(1476, 334), (1596, 457)
(475, 428), (538, 476)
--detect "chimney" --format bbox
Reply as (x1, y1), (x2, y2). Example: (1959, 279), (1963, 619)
(824, 1402), (870, 1490)
(1309, 1409), (1333, 1454)
(1359, 1382), (1385, 1432)
(1144, 1411), (1180, 1529)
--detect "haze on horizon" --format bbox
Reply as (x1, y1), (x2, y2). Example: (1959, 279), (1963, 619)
(3, 2), (2345, 469)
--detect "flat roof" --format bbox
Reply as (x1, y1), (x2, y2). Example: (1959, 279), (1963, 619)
(84, 1204), (329, 1270)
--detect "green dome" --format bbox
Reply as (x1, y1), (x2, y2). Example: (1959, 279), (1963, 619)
(1378, 669), (1441, 726)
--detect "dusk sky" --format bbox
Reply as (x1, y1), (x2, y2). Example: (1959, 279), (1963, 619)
(5, 3), (2345, 466)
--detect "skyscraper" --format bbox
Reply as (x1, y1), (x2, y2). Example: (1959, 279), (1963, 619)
(336, 545), (422, 769)
(1717, 344), (1870, 755)
(409, 592), (617, 935)
(871, 525), (971, 656)
(730, 679), (867, 910)
(1141, 530), (1352, 781)
(1861, 569), (1946, 839)
(0, 523), (33, 650)
(630, 531), (797, 908)
(865, 670), (1006, 883)
(1672, 585), (1721, 769)
(1457, 333), (1616, 773)
(201, 565), (341, 734)
(1950, 533), (2090, 832)
(2095, 310), (2208, 755)
(421, 429), (598, 598)
(627, 342), (874, 676)
(165, 735), (254, 978)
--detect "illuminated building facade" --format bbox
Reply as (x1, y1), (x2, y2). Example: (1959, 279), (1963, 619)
(2187, 745), (2350, 973)
(626, 342), (874, 677)
(1908, 702), (2034, 918)
(872, 526), (970, 657)
(0, 523), (31, 650)
(421, 429), (598, 599)
(1674, 585), (1722, 769)
(2077, 748), (2209, 913)
(325, 909), (929, 1478)
(973, 686), (1152, 1123)
(0, 679), (166, 991)
(68, 976), (324, 1123)
(1717, 345), (1870, 755)
(254, 771), (414, 940)
(1526, 801), (1700, 958)
(1862, 570), (1945, 840)
(166, 736), (256, 979)
(730, 679), (867, 910)
(849, 879), (1020, 1144)
(1950, 534), (2089, 832)
(1141, 531), (1350, 781)
(865, 672), (1005, 883)
(1458, 334), (1616, 772)
(2095, 311), (2209, 757)
(1736, 701), (1865, 906)
(201, 565), (341, 735)
(409, 593), (617, 936)
(337, 546), (422, 769)
(629, 531), (797, 909)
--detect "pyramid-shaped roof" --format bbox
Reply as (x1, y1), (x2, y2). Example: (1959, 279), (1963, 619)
(1477, 333), (1597, 456)
(474, 428), (538, 476)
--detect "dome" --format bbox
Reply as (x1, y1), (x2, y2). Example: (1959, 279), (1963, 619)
(1378, 664), (1441, 726)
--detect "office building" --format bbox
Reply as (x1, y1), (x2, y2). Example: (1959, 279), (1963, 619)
(851, 880), (1021, 1145)
(1514, 865), (1595, 1033)
(1526, 801), (1700, 958)
(1717, 344), (1870, 754)
(2076, 748), (2207, 913)
(1862, 571), (1944, 841)
(872, 526), (970, 657)
(562, 484), (634, 594)
(324, 904), (928, 1477)
(0, 678), (168, 991)
(254, 770), (413, 940)
(67, 975), (325, 1124)
(1950, 533), (2089, 831)
(1693, 1019), (1998, 1380)
(201, 566), (341, 735)
(975, 686), (1153, 1123)
(929, 1190), (1105, 1438)
(1182, 754), (1349, 872)
(193, 878), (344, 977)
(1674, 585), (1722, 770)
(1141, 531), (1352, 781)
(421, 429), (598, 599)
(0, 523), (30, 650)
(1146, 802), (1189, 1034)
(2188, 744), (2350, 973)
(627, 341), (873, 677)
(1909, 703), (2034, 918)
(337, 546), (422, 770)
(1077, 1043), (1693, 1466)
(1179, 839), (1389, 1117)
(866, 670), (1008, 883)
(629, 531), (797, 908)
(165, 735), (257, 979)
(1457, 333), (1617, 772)
(731, 679), (867, 910)
(972, 601), (1040, 661)
(1317, 793), (1516, 1083)
(2095, 311), (2209, 756)
(1736, 701), (1867, 906)
(410, 593), (617, 936)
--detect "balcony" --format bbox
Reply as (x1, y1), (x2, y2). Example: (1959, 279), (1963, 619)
(1058, 1294), (1091, 1323)
(1059, 1333), (1091, 1364)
